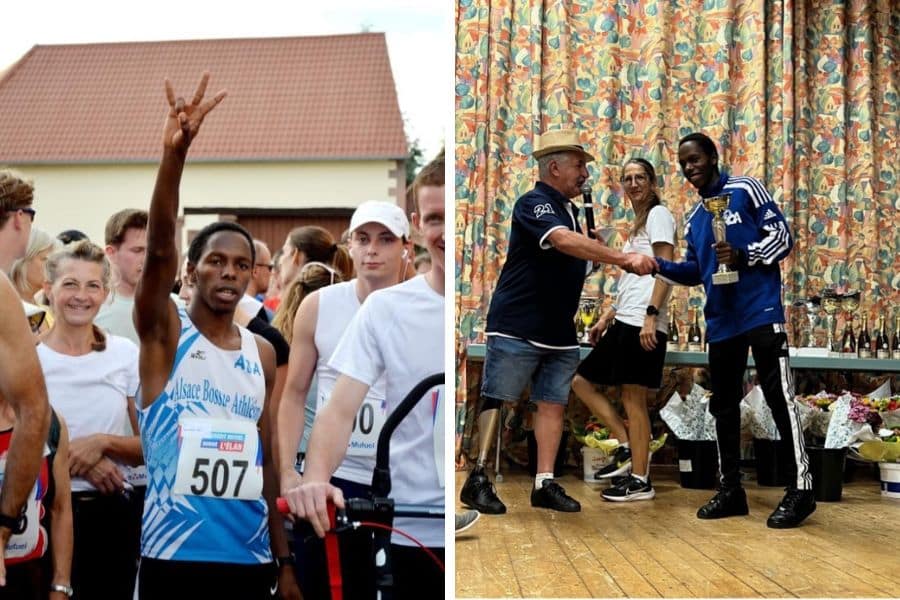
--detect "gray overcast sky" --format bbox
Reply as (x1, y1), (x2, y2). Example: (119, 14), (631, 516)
(0, 0), (447, 159)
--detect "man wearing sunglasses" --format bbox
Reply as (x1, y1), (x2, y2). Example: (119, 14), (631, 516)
(0, 168), (51, 586)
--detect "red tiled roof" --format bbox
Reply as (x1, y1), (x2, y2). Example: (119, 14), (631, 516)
(0, 34), (407, 163)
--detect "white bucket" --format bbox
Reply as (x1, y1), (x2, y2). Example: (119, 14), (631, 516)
(581, 446), (613, 482)
(879, 462), (900, 499)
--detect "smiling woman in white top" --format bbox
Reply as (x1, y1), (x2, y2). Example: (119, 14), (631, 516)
(572, 157), (675, 503)
(37, 240), (144, 599)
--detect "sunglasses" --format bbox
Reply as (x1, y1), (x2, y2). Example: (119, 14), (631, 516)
(19, 207), (36, 222)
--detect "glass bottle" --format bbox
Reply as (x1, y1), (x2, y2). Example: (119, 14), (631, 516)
(667, 312), (680, 351)
(892, 315), (900, 360)
(857, 315), (872, 358)
(876, 315), (890, 359)
(840, 319), (856, 358)
(687, 310), (702, 352)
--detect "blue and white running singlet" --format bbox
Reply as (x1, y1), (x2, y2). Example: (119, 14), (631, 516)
(138, 309), (271, 564)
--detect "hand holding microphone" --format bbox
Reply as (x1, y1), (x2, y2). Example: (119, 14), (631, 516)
(581, 182), (596, 239)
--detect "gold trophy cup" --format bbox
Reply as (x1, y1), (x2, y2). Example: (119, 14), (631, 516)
(702, 193), (739, 285)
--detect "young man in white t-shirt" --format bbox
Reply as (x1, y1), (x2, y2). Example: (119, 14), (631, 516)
(96, 209), (147, 345)
(277, 200), (411, 599)
(283, 152), (445, 599)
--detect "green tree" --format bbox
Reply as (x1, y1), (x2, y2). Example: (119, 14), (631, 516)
(405, 137), (425, 185)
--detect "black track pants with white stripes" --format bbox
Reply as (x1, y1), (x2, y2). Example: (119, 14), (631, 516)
(708, 323), (812, 490)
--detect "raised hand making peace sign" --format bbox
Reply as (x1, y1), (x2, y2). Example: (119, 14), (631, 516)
(162, 72), (226, 153)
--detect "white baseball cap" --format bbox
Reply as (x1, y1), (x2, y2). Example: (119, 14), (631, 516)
(349, 201), (410, 238)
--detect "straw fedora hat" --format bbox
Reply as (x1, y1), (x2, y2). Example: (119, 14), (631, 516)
(532, 128), (595, 162)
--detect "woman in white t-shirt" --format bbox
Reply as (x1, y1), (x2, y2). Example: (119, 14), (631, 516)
(572, 157), (675, 502)
(37, 240), (144, 599)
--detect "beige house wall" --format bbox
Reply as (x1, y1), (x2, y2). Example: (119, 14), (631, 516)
(20, 160), (402, 246)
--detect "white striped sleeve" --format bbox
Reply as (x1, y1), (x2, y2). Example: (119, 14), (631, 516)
(747, 221), (792, 265)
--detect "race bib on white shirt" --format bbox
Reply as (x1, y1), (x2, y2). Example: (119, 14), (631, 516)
(173, 418), (263, 500)
(0, 449), (46, 559)
(318, 382), (387, 458)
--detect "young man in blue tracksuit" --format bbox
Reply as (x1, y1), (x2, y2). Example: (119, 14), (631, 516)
(653, 132), (814, 528)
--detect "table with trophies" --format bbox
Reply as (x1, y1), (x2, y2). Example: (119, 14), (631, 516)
(466, 290), (900, 373)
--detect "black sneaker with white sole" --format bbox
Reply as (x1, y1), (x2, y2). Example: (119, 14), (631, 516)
(601, 475), (655, 502)
(594, 445), (632, 479)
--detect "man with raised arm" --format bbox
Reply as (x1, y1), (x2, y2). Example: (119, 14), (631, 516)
(0, 169), (51, 587)
(133, 73), (299, 598)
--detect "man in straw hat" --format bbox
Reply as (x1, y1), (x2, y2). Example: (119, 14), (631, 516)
(460, 128), (657, 514)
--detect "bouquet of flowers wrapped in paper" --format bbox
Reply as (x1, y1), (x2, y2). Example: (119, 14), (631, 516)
(863, 396), (900, 428)
(825, 390), (896, 448)
(855, 425), (900, 463)
(660, 383), (719, 441)
(571, 416), (618, 454)
(743, 385), (785, 440)
(794, 391), (840, 438)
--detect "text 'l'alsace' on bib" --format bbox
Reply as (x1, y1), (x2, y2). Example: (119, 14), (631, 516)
(173, 417), (263, 500)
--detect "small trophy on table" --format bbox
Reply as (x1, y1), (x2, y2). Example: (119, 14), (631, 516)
(702, 193), (739, 285)
(578, 297), (598, 344)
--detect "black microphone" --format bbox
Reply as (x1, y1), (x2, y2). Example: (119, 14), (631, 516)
(581, 183), (596, 239)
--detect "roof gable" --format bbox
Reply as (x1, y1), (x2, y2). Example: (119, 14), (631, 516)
(0, 33), (408, 163)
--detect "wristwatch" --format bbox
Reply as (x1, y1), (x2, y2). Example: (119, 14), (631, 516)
(646, 305), (660, 317)
(274, 554), (295, 570)
(0, 510), (27, 534)
(50, 583), (74, 598)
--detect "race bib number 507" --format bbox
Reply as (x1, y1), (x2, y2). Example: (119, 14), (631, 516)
(173, 418), (263, 500)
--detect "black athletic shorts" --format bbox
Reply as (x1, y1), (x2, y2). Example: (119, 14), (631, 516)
(576, 319), (667, 389)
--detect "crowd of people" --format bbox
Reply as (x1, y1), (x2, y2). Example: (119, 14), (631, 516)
(460, 128), (815, 530)
(0, 72), (446, 599)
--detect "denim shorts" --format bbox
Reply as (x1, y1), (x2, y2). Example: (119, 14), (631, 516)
(481, 335), (580, 405)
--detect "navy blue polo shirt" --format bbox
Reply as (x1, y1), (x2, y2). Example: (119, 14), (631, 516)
(485, 181), (588, 347)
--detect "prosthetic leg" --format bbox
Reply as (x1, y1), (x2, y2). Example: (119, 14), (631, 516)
(459, 399), (506, 514)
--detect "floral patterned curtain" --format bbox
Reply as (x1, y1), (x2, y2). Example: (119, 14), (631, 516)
(455, 0), (899, 420)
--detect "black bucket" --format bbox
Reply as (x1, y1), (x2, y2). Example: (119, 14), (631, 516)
(753, 439), (793, 487)
(527, 430), (568, 477)
(676, 439), (718, 489)
(807, 446), (846, 502)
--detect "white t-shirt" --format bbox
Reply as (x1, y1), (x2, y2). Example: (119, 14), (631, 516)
(95, 294), (139, 345)
(329, 275), (444, 549)
(37, 335), (140, 492)
(615, 205), (676, 333)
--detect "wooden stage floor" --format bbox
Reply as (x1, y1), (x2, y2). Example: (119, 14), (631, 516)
(455, 467), (900, 598)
